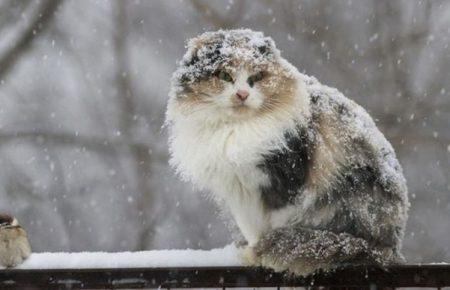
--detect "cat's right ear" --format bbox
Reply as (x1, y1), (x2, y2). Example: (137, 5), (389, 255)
(176, 37), (203, 86)
(182, 36), (203, 68)
(183, 48), (200, 68)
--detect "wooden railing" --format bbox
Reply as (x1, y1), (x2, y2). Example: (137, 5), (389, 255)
(1, 264), (450, 289)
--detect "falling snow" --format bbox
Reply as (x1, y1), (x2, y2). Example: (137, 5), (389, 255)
(0, 0), (447, 267)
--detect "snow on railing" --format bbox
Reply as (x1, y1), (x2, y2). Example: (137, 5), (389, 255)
(13, 245), (241, 269)
(0, 246), (449, 289)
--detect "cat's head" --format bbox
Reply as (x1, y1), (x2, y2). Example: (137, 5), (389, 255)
(168, 29), (299, 124)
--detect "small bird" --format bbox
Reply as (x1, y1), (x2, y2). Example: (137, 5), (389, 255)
(0, 214), (31, 268)
(166, 29), (409, 276)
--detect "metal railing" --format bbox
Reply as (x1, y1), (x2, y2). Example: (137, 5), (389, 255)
(1, 264), (449, 289)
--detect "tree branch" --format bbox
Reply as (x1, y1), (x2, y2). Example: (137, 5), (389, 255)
(0, 130), (167, 160)
(0, 0), (61, 80)
(190, 0), (245, 28)
(113, 1), (157, 251)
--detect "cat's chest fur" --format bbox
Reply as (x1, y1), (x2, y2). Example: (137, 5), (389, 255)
(171, 119), (282, 193)
(169, 116), (300, 245)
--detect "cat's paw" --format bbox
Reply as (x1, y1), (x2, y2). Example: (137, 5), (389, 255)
(239, 246), (261, 266)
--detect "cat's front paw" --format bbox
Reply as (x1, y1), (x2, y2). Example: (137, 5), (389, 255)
(0, 215), (31, 268)
(239, 246), (261, 266)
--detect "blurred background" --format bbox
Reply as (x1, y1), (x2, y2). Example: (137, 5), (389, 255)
(0, 0), (448, 263)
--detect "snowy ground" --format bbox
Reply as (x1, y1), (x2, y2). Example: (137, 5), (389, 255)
(12, 245), (242, 269)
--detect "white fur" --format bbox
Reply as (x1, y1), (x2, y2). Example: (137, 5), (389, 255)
(167, 72), (310, 246)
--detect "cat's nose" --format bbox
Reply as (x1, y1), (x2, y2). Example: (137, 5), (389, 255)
(236, 90), (249, 101)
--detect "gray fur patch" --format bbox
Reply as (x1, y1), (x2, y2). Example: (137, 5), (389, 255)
(257, 126), (313, 210)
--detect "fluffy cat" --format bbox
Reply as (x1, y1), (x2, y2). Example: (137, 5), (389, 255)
(166, 29), (409, 276)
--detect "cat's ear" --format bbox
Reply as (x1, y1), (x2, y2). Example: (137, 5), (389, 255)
(255, 38), (276, 58)
(183, 33), (224, 68)
(182, 37), (202, 67)
(177, 37), (203, 85)
(178, 34), (225, 85)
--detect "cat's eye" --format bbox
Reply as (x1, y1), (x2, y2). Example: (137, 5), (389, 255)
(217, 70), (233, 82)
(247, 72), (265, 87)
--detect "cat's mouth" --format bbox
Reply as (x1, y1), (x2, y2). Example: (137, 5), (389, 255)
(231, 103), (250, 111)
(231, 97), (251, 110)
(229, 103), (259, 118)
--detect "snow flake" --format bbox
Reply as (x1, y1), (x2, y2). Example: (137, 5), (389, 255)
(369, 33), (378, 42)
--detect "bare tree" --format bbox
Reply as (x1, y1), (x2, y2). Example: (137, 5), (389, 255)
(113, 1), (156, 250)
(0, 0), (61, 80)
(190, 0), (245, 28)
(0, 0), (447, 261)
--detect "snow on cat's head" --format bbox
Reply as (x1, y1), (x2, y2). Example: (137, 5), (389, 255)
(167, 29), (299, 124)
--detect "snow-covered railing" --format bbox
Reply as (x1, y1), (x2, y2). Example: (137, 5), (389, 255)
(1, 247), (449, 289)
(2, 264), (450, 289)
